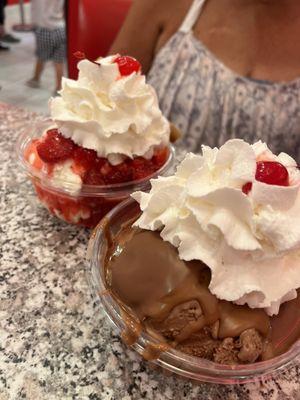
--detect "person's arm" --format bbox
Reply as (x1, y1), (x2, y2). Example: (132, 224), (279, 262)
(109, 0), (168, 74)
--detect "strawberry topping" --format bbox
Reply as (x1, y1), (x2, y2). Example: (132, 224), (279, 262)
(115, 56), (141, 76)
(73, 147), (98, 169)
(83, 169), (105, 185)
(31, 128), (169, 185)
(37, 129), (76, 163)
(152, 147), (169, 168)
(105, 162), (134, 184)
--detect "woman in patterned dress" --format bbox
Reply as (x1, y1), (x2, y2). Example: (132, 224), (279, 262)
(110, 0), (300, 160)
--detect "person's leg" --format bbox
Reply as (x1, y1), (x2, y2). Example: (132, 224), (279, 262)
(26, 59), (44, 88)
(27, 28), (48, 87)
(33, 59), (45, 81)
(52, 28), (66, 93)
(53, 62), (63, 93)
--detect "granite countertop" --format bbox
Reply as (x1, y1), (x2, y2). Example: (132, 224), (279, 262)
(1, 101), (300, 400)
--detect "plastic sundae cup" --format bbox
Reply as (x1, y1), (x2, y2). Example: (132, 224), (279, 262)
(16, 120), (174, 228)
(87, 198), (300, 384)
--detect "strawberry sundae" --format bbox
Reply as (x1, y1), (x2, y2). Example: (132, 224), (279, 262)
(103, 139), (300, 365)
(20, 55), (173, 227)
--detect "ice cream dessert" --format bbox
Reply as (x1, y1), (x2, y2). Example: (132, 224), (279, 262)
(104, 139), (300, 364)
(23, 55), (172, 227)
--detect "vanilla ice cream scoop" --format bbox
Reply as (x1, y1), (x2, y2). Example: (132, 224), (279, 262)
(132, 139), (300, 316)
(50, 55), (170, 164)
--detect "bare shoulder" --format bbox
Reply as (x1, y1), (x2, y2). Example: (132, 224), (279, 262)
(131, 0), (192, 24)
(109, 0), (193, 73)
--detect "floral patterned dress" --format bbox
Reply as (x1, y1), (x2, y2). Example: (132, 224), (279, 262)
(148, 0), (300, 160)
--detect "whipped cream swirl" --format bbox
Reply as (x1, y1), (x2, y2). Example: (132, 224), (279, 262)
(50, 56), (170, 164)
(132, 139), (300, 315)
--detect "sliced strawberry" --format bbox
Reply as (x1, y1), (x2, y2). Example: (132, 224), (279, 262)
(116, 161), (134, 178)
(37, 129), (76, 163)
(132, 164), (155, 181)
(100, 161), (113, 176)
(105, 165), (134, 184)
(152, 147), (169, 168)
(83, 169), (105, 185)
(131, 157), (145, 169)
(94, 157), (107, 169)
(73, 147), (98, 169)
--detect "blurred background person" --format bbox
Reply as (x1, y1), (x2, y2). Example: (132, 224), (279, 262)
(27, 0), (65, 94)
(110, 0), (300, 160)
(0, 0), (20, 51)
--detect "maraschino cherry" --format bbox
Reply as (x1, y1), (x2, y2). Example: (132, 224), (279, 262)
(114, 56), (141, 76)
(242, 161), (289, 194)
(74, 52), (141, 76)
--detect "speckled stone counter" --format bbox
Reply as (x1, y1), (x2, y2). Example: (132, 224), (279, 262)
(1, 101), (300, 400)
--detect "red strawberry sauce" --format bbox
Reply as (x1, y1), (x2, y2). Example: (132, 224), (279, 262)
(26, 129), (169, 227)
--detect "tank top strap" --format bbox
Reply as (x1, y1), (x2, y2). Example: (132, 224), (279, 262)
(179, 0), (206, 33)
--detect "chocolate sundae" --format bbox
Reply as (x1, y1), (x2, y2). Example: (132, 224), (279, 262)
(104, 139), (300, 365)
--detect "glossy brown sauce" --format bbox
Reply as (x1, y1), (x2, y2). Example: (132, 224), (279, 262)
(105, 230), (300, 361)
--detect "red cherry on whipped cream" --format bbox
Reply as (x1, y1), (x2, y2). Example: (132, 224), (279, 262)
(256, 161), (289, 186)
(242, 161), (289, 194)
(37, 129), (75, 163)
(115, 56), (141, 76)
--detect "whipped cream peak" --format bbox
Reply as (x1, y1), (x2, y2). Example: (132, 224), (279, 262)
(49, 55), (170, 164)
(132, 139), (300, 315)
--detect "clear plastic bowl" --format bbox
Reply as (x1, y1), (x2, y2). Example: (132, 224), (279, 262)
(16, 119), (175, 228)
(87, 198), (300, 384)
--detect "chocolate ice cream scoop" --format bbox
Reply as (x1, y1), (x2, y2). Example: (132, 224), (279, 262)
(105, 229), (300, 364)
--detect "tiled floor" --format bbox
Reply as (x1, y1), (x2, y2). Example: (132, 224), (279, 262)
(0, 4), (65, 114)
